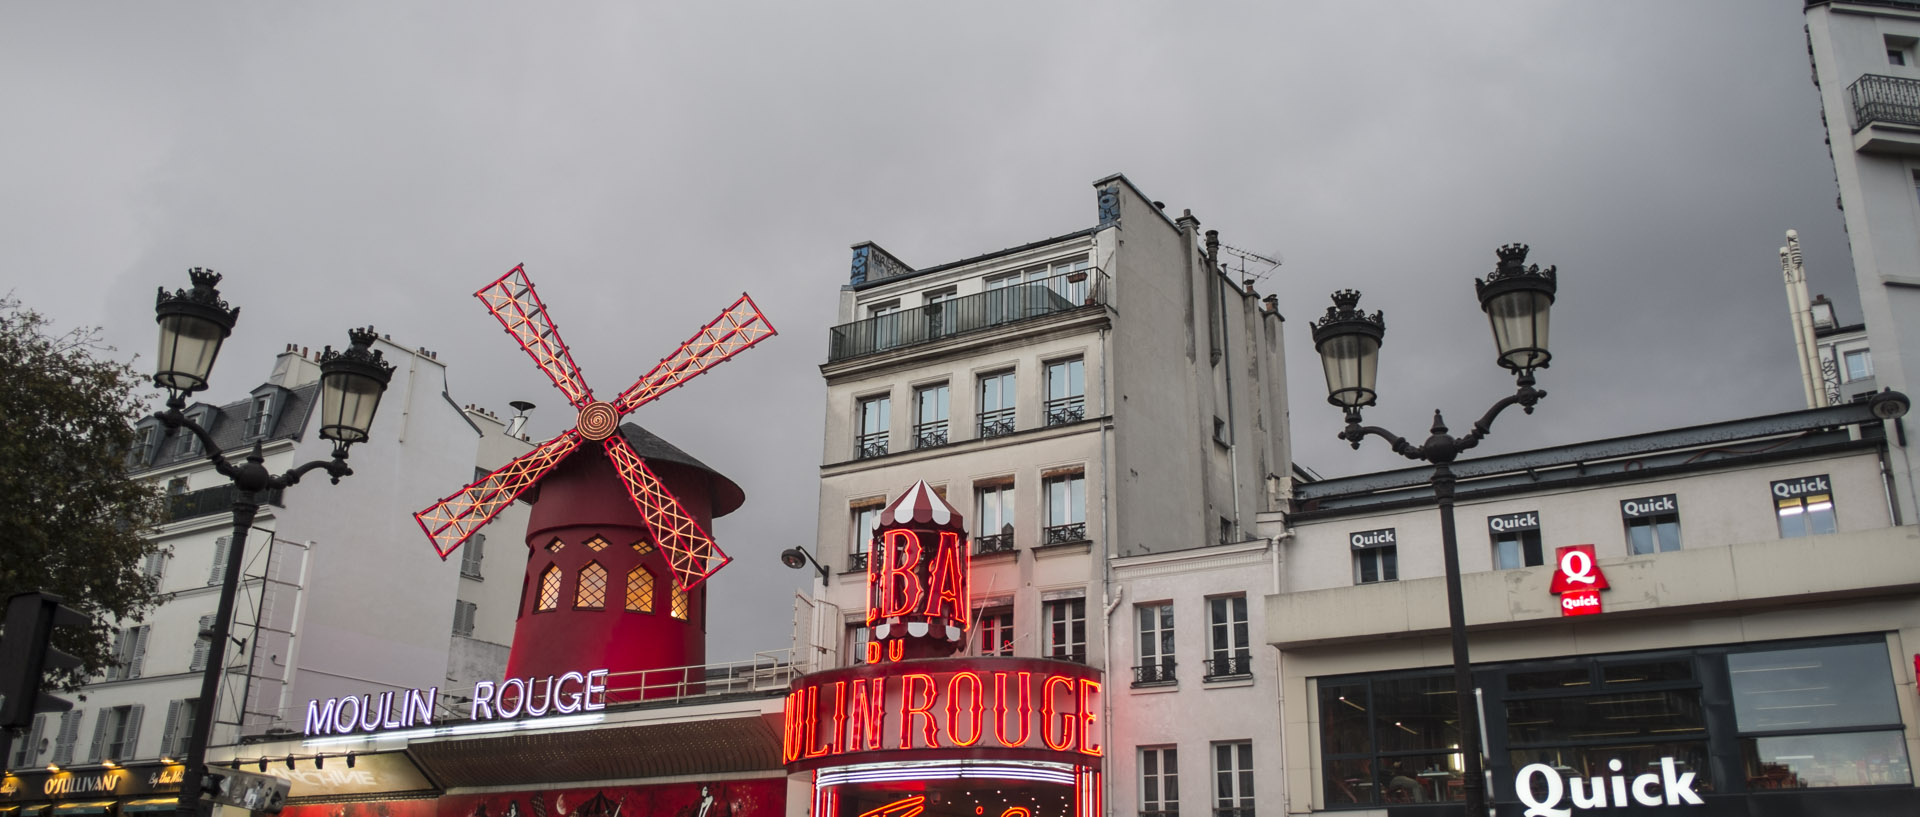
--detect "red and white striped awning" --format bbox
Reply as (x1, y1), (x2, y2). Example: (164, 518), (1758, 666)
(873, 479), (965, 532)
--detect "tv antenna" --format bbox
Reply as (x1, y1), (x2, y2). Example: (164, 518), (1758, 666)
(1217, 242), (1282, 285)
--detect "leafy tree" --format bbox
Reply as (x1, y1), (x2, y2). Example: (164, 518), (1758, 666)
(0, 296), (165, 686)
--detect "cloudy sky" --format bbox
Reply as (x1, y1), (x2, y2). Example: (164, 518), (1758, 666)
(2, 2), (1858, 660)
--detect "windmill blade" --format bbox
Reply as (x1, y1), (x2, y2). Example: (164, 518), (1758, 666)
(415, 431), (584, 559)
(476, 265), (597, 410)
(602, 433), (731, 590)
(613, 293), (777, 415)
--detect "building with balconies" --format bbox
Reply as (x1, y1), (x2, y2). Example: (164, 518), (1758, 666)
(801, 174), (1292, 817)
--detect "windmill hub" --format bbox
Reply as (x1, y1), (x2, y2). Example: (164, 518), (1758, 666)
(576, 401), (619, 441)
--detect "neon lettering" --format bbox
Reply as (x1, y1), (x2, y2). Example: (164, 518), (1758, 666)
(305, 698), (340, 735)
(1041, 674), (1076, 751)
(900, 673), (938, 749)
(993, 671), (1032, 747)
(585, 669), (609, 710)
(830, 680), (848, 754)
(471, 681), (495, 720)
(875, 529), (924, 618)
(849, 677), (886, 751)
(497, 678), (526, 718)
(805, 686), (832, 758)
(554, 672), (583, 713)
(947, 672), (984, 747)
(1077, 679), (1102, 756)
(922, 530), (969, 625)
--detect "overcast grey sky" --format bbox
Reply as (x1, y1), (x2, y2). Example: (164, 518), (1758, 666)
(1, 2), (1857, 660)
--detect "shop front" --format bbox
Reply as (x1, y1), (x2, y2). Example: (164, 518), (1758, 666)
(0, 761), (185, 817)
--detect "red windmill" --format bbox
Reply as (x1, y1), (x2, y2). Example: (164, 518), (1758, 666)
(415, 265), (774, 685)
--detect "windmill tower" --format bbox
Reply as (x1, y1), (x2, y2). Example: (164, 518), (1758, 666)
(415, 265), (774, 693)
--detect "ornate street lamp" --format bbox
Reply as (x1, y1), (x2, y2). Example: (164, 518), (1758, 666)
(152, 269), (394, 817)
(1309, 243), (1559, 817)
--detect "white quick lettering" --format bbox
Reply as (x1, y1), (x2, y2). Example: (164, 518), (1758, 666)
(1350, 529), (1396, 549)
(1621, 495), (1677, 517)
(1561, 594), (1601, 611)
(1489, 512), (1540, 533)
(1772, 475), (1831, 499)
(1516, 757), (1702, 816)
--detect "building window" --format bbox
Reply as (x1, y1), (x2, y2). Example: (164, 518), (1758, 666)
(977, 608), (1013, 656)
(979, 370), (1016, 438)
(452, 600), (477, 637)
(626, 567), (654, 613)
(9, 714), (44, 767)
(632, 539), (654, 556)
(1141, 746), (1180, 817)
(669, 584), (690, 621)
(1321, 672), (1471, 807)
(1135, 603), (1176, 686)
(1892, 49), (1908, 66)
(90, 704), (142, 762)
(1206, 596), (1251, 680)
(914, 383), (950, 449)
(207, 535), (232, 586)
(1044, 597), (1087, 663)
(1730, 641), (1911, 788)
(459, 533), (486, 579)
(1773, 475), (1837, 538)
(868, 301), (902, 350)
(975, 482), (1016, 554)
(1843, 349), (1872, 382)
(851, 503), (883, 570)
(1043, 471), (1087, 545)
(159, 699), (196, 761)
(1212, 741), (1255, 817)
(1045, 358), (1086, 426)
(583, 535), (609, 552)
(847, 623), (870, 665)
(106, 625), (149, 681)
(1621, 494), (1681, 554)
(51, 710), (81, 765)
(856, 394), (890, 459)
(536, 565), (562, 612)
(189, 614), (214, 672)
(545, 537), (566, 553)
(1353, 545), (1396, 585)
(247, 394), (273, 438)
(1489, 512), (1544, 569)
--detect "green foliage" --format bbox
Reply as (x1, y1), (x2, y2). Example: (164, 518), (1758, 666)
(0, 296), (165, 687)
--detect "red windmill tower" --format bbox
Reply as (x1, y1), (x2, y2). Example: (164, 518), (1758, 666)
(415, 265), (774, 692)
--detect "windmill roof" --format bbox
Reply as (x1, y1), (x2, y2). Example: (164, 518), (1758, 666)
(617, 422), (746, 517)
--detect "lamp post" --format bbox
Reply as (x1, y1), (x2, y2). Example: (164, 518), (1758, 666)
(154, 269), (394, 817)
(1309, 244), (1559, 817)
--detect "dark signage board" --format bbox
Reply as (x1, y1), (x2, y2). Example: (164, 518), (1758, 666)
(1487, 512), (1539, 533)
(1620, 495), (1678, 518)
(1770, 474), (1832, 499)
(1349, 528), (1396, 550)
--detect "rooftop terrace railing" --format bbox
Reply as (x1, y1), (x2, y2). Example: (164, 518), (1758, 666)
(828, 269), (1108, 362)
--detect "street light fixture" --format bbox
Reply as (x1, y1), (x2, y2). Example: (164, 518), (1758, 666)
(153, 269), (394, 817)
(1309, 243), (1559, 817)
(781, 546), (831, 583)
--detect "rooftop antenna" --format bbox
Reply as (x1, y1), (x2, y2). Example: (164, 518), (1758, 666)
(505, 400), (536, 440)
(1216, 242), (1282, 285)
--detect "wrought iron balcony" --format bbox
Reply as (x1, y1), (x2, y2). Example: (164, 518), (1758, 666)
(1850, 73), (1920, 132)
(978, 408), (1016, 439)
(914, 423), (949, 450)
(1046, 396), (1086, 426)
(168, 483), (284, 523)
(856, 435), (888, 460)
(975, 532), (1015, 555)
(1203, 652), (1253, 680)
(848, 552), (868, 572)
(1043, 522), (1088, 546)
(1132, 661), (1177, 687)
(828, 269), (1109, 363)
(1049, 649), (1088, 664)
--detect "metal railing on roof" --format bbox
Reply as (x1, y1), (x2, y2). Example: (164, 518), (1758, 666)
(828, 269), (1108, 362)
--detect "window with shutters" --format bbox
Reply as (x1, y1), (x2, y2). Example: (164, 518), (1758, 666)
(113, 625), (150, 680)
(90, 705), (142, 762)
(576, 562), (608, 609)
(669, 584), (691, 621)
(206, 536), (232, 586)
(51, 710), (82, 764)
(536, 566), (562, 612)
(459, 533), (486, 579)
(159, 699), (197, 761)
(190, 615), (214, 671)
(452, 601), (477, 637)
(9, 714), (45, 767)
(105, 627), (131, 681)
(142, 551), (167, 582)
(626, 567), (654, 613)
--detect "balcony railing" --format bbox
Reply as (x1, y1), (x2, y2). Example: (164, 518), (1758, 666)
(1046, 396), (1086, 426)
(978, 408), (1016, 439)
(914, 422), (949, 450)
(1132, 661), (1177, 687)
(1048, 649), (1088, 664)
(848, 552), (868, 572)
(856, 434), (888, 460)
(1204, 652), (1253, 680)
(1850, 73), (1920, 132)
(168, 484), (284, 523)
(975, 532), (1015, 555)
(1214, 808), (1254, 817)
(1043, 522), (1088, 546)
(828, 269), (1109, 363)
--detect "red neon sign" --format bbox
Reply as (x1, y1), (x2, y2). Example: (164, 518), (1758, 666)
(782, 658), (1103, 771)
(1550, 544), (1609, 617)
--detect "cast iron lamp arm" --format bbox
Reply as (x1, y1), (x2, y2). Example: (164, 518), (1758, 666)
(155, 408), (355, 488)
(1337, 376), (1548, 465)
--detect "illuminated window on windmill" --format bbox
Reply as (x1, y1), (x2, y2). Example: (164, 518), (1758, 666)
(536, 565), (562, 611)
(631, 538), (654, 556)
(584, 535), (609, 552)
(576, 562), (608, 609)
(626, 567), (654, 613)
(545, 537), (566, 553)
(670, 584), (690, 620)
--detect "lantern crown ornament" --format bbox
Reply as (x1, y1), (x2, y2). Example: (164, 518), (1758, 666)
(865, 480), (972, 660)
(152, 267), (241, 403)
(1309, 289), (1386, 410)
(412, 265), (776, 591)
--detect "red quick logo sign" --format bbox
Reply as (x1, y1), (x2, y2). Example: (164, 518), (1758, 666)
(1549, 545), (1609, 617)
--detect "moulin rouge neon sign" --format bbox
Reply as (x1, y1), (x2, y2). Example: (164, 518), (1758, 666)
(303, 669), (609, 736)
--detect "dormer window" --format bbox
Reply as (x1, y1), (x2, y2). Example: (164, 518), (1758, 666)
(248, 394), (273, 438)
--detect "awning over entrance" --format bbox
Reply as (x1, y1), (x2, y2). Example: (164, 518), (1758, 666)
(49, 802), (115, 815)
(406, 713), (784, 788)
(118, 800), (179, 815)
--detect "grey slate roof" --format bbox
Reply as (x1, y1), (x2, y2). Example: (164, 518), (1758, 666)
(132, 383), (319, 473)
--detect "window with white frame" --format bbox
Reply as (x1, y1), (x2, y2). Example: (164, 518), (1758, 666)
(1044, 597), (1086, 663)
(1136, 603), (1176, 686)
(851, 502), (883, 570)
(1045, 358), (1086, 426)
(1774, 474), (1838, 538)
(1141, 745), (1180, 817)
(1212, 741), (1255, 817)
(1843, 348), (1873, 382)
(978, 370), (1016, 438)
(247, 394), (273, 438)
(1043, 471), (1086, 545)
(1206, 595), (1251, 680)
(976, 607), (1014, 656)
(975, 482), (1015, 554)
(847, 622), (870, 665)
(856, 394), (890, 459)
(914, 383), (950, 449)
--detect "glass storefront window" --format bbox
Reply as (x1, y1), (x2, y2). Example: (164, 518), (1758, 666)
(1505, 689), (1705, 745)
(1507, 666), (1589, 692)
(1729, 642), (1900, 732)
(1373, 675), (1460, 753)
(1744, 730), (1913, 789)
(1319, 681), (1370, 757)
(1601, 659), (1690, 686)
